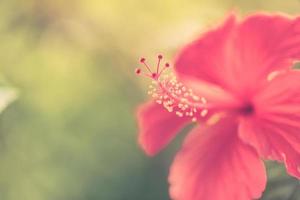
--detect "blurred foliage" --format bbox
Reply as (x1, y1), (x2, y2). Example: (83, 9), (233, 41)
(0, 0), (298, 200)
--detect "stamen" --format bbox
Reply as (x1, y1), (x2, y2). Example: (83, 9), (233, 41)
(136, 55), (208, 122)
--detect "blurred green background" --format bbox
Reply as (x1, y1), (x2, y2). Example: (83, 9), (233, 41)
(0, 0), (299, 200)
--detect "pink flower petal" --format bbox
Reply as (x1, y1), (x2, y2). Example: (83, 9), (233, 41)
(169, 117), (266, 200)
(136, 78), (241, 157)
(137, 101), (190, 156)
(181, 77), (242, 112)
(174, 14), (236, 87)
(175, 13), (300, 96)
(239, 71), (300, 178)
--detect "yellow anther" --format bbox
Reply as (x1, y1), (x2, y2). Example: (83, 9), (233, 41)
(200, 109), (208, 117)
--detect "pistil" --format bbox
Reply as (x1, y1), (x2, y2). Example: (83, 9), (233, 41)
(135, 55), (208, 122)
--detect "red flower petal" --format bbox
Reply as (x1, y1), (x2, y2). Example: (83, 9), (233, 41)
(174, 14), (236, 87)
(175, 13), (300, 96)
(137, 101), (190, 156)
(239, 70), (300, 178)
(169, 117), (266, 200)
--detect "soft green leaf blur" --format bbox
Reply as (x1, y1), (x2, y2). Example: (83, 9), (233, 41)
(0, 0), (299, 200)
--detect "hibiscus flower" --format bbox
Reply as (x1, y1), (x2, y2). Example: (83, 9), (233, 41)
(135, 13), (300, 200)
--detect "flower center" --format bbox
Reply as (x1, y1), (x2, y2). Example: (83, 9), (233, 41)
(240, 103), (254, 115)
(135, 55), (208, 122)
